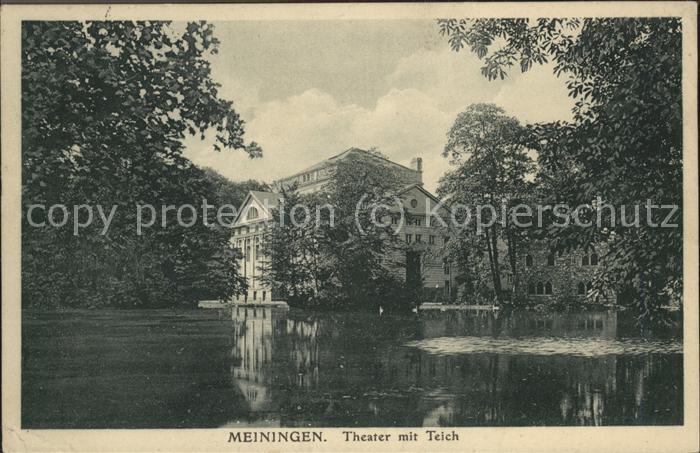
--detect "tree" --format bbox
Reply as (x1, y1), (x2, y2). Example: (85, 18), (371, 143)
(438, 18), (683, 315)
(22, 21), (260, 307)
(262, 151), (411, 310)
(438, 103), (534, 304)
(201, 168), (269, 210)
(322, 153), (408, 308)
(260, 188), (329, 305)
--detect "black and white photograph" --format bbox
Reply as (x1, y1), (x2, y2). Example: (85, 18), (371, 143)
(1, 2), (698, 452)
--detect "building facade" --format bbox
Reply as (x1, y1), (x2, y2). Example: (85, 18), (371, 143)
(231, 148), (455, 303)
(512, 242), (614, 304)
(231, 191), (282, 303)
(229, 148), (612, 306)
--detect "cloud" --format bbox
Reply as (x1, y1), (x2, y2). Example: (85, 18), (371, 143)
(493, 64), (574, 124)
(183, 46), (574, 194)
(386, 47), (503, 113)
(245, 89), (365, 167)
(184, 86), (454, 192)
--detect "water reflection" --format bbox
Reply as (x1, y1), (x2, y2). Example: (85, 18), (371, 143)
(227, 307), (682, 427)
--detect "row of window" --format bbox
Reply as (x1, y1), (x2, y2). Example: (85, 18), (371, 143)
(527, 281), (594, 296)
(525, 252), (599, 267)
(392, 216), (424, 226)
(236, 290), (267, 301)
(390, 215), (447, 227)
(527, 282), (553, 295)
(405, 234), (449, 245)
(236, 236), (262, 261)
(233, 224), (263, 236)
(236, 211), (449, 231)
(301, 171), (318, 183)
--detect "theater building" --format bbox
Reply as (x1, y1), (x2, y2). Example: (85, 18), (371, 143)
(230, 148), (455, 303)
(229, 148), (610, 306)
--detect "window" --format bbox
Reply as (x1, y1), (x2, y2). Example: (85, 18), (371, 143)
(255, 245), (260, 259)
(577, 282), (586, 295)
(414, 217), (422, 226)
(528, 283), (536, 295)
(444, 280), (451, 297)
(443, 259), (450, 275)
(536, 282), (544, 295)
(415, 234), (422, 243)
(429, 235), (435, 245)
(247, 207), (259, 220)
(526, 254), (533, 267)
(591, 253), (599, 265)
(405, 234), (412, 244)
(391, 215), (399, 225)
(262, 291), (266, 301)
(410, 199), (418, 208)
(547, 254), (555, 266)
(245, 246), (251, 261)
(253, 291), (257, 300)
(545, 282), (553, 295)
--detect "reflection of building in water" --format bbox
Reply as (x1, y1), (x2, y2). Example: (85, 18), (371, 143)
(419, 310), (618, 340)
(389, 311), (678, 426)
(229, 308), (682, 427)
(383, 348), (669, 427)
(229, 307), (324, 425)
(230, 306), (286, 420)
(286, 318), (320, 388)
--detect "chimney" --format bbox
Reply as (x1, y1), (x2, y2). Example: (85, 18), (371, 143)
(410, 157), (423, 173)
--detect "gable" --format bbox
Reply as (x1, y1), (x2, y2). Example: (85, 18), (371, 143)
(233, 192), (276, 226)
(399, 185), (450, 218)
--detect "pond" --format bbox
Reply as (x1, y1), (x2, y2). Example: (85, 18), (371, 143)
(22, 307), (683, 428)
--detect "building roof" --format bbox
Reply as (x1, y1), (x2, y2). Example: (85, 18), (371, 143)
(398, 183), (440, 204)
(249, 190), (282, 209)
(276, 147), (419, 183)
(233, 190), (282, 225)
(398, 183), (453, 215)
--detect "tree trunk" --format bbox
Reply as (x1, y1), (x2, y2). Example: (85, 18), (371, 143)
(484, 227), (503, 305)
(490, 226), (503, 304)
(505, 223), (518, 299)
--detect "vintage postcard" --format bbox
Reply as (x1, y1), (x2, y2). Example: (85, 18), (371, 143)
(1, 2), (698, 452)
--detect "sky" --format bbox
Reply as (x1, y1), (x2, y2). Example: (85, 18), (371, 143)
(182, 20), (574, 193)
